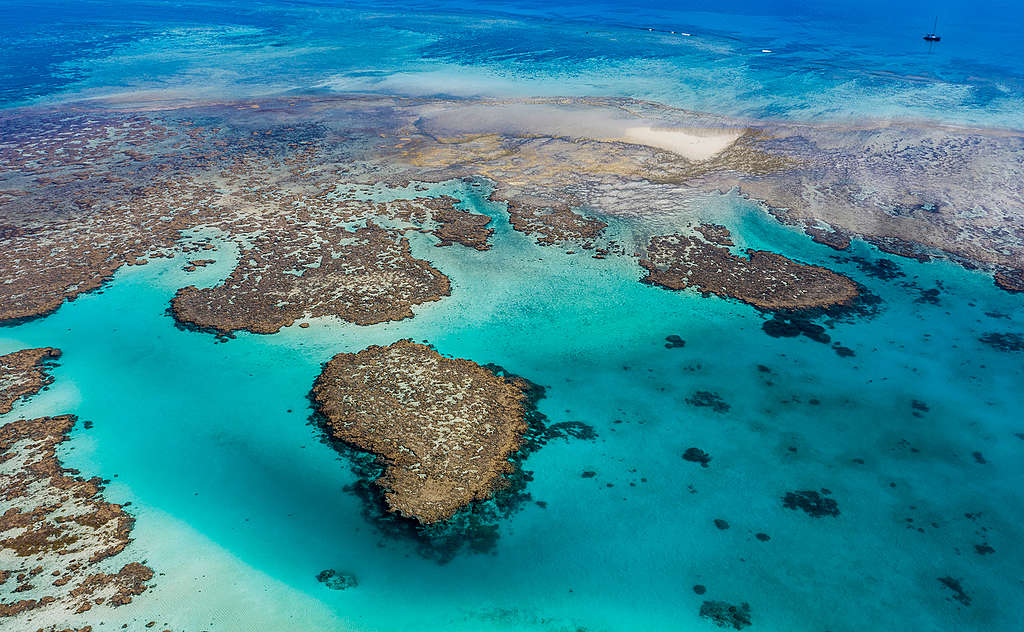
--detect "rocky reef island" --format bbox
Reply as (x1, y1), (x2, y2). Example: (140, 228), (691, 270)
(311, 340), (531, 524)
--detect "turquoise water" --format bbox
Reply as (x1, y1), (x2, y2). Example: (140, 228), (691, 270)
(3, 181), (1022, 630)
(3, 1), (1024, 627)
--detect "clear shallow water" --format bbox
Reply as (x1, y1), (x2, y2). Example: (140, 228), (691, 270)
(2, 181), (1023, 630)
(3, 1), (1024, 628)
(3, 0), (1024, 127)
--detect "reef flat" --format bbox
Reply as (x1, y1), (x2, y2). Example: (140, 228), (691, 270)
(640, 229), (860, 310)
(503, 199), (607, 250)
(0, 349), (151, 625)
(311, 340), (530, 525)
(1, 96), (1021, 333)
(172, 223), (450, 335)
(0, 347), (60, 415)
(0, 91), (1022, 631)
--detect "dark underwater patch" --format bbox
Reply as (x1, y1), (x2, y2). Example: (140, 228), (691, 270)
(978, 332), (1024, 352)
(762, 315), (830, 343)
(686, 391), (731, 413)
(938, 576), (972, 606)
(316, 569), (358, 590)
(835, 255), (905, 280)
(683, 447), (712, 467)
(832, 343), (855, 357)
(782, 490), (840, 517)
(665, 334), (686, 348)
(759, 290), (880, 353)
(913, 286), (942, 305)
(699, 600), (752, 629)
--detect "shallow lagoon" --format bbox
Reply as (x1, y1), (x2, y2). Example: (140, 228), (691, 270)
(2, 180), (1022, 631)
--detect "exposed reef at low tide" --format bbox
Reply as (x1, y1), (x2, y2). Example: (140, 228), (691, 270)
(172, 224), (450, 335)
(0, 347), (152, 625)
(3, 96), (1020, 334)
(502, 198), (607, 249)
(0, 347), (61, 415)
(311, 340), (531, 525)
(427, 196), (494, 251)
(640, 230), (859, 311)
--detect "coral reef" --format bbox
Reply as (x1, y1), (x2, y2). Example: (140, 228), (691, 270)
(502, 199), (606, 248)
(640, 232), (859, 311)
(172, 224), (450, 335)
(315, 569), (358, 590)
(782, 490), (840, 518)
(311, 340), (531, 524)
(1, 415), (153, 620)
(699, 600), (752, 630)
(426, 196), (494, 251)
(0, 348), (61, 415)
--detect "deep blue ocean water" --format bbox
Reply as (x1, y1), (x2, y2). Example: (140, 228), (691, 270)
(2, 2), (1024, 631)
(3, 0), (1024, 125)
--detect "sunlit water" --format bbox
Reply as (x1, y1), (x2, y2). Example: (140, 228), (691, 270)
(3, 180), (1022, 630)
(3, 0), (1024, 127)
(3, 1), (1024, 628)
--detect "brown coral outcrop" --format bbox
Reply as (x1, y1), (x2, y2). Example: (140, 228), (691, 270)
(1, 415), (152, 621)
(171, 224), (450, 335)
(0, 348), (61, 415)
(640, 232), (859, 310)
(994, 268), (1024, 293)
(311, 340), (530, 524)
(503, 199), (606, 248)
(431, 207), (494, 251)
(694, 223), (734, 246)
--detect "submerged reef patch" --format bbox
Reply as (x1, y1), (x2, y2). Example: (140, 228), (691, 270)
(978, 332), (1024, 352)
(683, 448), (712, 467)
(316, 569), (358, 591)
(761, 315), (830, 343)
(640, 232), (859, 311)
(782, 490), (840, 518)
(686, 391), (731, 413)
(311, 340), (531, 525)
(0, 347), (61, 414)
(836, 255), (905, 281)
(699, 600), (752, 630)
(938, 576), (972, 606)
(664, 335), (686, 348)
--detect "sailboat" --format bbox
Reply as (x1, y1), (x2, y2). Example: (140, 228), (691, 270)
(923, 17), (941, 42)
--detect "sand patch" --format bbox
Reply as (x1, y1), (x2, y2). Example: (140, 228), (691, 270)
(418, 102), (741, 160)
(621, 126), (742, 160)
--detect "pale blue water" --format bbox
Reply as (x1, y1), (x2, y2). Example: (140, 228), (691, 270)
(3, 1), (1024, 126)
(3, 1), (1024, 629)
(2, 180), (1023, 630)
